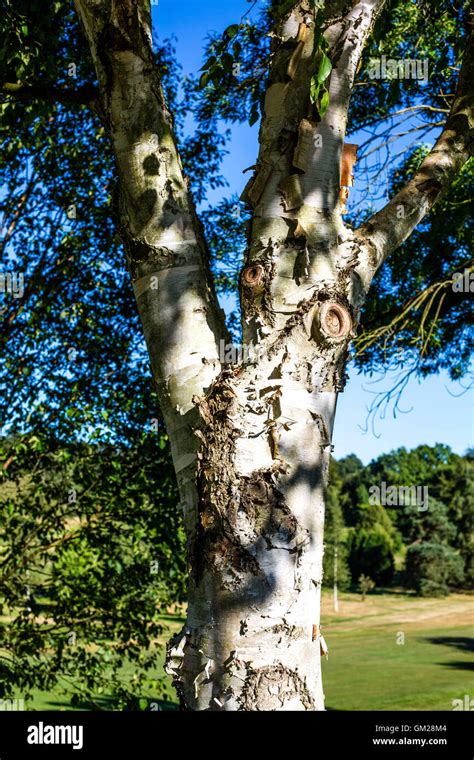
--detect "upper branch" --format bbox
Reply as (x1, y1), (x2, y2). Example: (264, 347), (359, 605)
(354, 19), (474, 287)
(240, 0), (385, 340)
(323, 0), (386, 128)
(74, 0), (227, 512)
(244, 0), (385, 235)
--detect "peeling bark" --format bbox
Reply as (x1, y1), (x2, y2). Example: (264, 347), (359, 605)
(166, 293), (352, 709)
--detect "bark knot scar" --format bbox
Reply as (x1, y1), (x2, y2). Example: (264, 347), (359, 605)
(242, 263), (265, 288)
(318, 301), (352, 340)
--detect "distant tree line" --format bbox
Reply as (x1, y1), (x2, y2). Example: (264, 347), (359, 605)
(324, 444), (473, 597)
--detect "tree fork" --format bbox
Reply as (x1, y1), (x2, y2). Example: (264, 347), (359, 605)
(73, 0), (474, 711)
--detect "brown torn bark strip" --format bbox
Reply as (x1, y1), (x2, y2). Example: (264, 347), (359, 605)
(340, 143), (358, 187)
(287, 23), (308, 79)
(242, 161), (274, 208)
(339, 186), (350, 214)
(339, 143), (358, 212)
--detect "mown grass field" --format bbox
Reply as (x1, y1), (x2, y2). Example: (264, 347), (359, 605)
(320, 591), (473, 710)
(11, 591), (473, 711)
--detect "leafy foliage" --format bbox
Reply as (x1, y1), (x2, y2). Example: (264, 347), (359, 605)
(350, 0), (469, 131)
(0, 430), (185, 707)
(309, 10), (332, 116)
(358, 574), (375, 600)
(323, 458), (351, 590)
(405, 543), (464, 597)
(0, 3), (201, 708)
(355, 154), (473, 380)
(192, 0), (473, 384)
(348, 523), (396, 585)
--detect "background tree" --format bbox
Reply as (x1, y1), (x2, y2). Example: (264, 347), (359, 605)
(367, 444), (474, 587)
(0, 430), (186, 708)
(0, 5), (194, 708)
(358, 573), (375, 601)
(322, 458), (351, 592)
(405, 543), (465, 597)
(347, 501), (399, 585)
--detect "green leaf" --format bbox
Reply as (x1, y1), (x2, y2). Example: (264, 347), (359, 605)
(224, 24), (240, 39)
(309, 75), (320, 104)
(249, 107), (259, 126)
(319, 88), (330, 117)
(210, 66), (223, 86)
(199, 55), (216, 72)
(199, 70), (211, 88)
(221, 52), (234, 71)
(317, 52), (332, 84)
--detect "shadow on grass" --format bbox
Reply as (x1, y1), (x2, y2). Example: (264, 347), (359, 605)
(437, 661), (474, 671)
(346, 586), (417, 598)
(426, 635), (474, 672)
(426, 636), (474, 653)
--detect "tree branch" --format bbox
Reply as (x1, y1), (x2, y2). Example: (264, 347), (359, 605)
(73, 0), (227, 536)
(0, 174), (38, 257)
(239, 0), (385, 341)
(352, 103), (450, 134)
(354, 20), (474, 284)
(324, 0), (386, 126)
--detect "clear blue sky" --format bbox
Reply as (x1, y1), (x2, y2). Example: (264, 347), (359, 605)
(151, 0), (473, 464)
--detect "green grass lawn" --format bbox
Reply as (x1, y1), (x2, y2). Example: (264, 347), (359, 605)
(322, 622), (473, 710)
(11, 592), (473, 711)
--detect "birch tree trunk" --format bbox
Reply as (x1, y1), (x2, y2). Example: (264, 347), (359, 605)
(74, 0), (474, 710)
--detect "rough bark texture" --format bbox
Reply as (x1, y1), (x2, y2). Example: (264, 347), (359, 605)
(74, 0), (474, 710)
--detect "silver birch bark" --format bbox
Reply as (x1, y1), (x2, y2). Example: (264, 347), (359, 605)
(74, 0), (474, 710)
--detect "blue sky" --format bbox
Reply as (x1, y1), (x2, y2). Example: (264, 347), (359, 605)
(151, 0), (473, 463)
